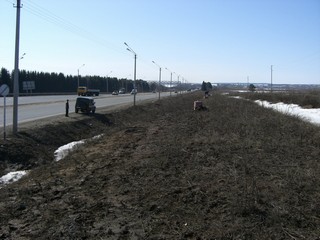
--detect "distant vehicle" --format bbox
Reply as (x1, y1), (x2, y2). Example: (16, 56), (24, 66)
(130, 89), (137, 95)
(119, 88), (125, 94)
(77, 86), (100, 96)
(75, 97), (96, 114)
(112, 91), (118, 95)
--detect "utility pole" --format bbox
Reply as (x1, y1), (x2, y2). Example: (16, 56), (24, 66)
(271, 65), (273, 93)
(170, 71), (172, 96)
(165, 68), (173, 96)
(124, 42), (137, 106)
(106, 70), (112, 93)
(152, 61), (161, 100)
(133, 53), (137, 105)
(159, 68), (161, 100)
(13, 0), (22, 134)
(77, 64), (85, 88)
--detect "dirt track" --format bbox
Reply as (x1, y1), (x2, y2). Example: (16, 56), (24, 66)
(1, 91), (320, 239)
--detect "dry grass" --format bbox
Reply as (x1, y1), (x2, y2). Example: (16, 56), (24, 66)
(0, 91), (319, 239)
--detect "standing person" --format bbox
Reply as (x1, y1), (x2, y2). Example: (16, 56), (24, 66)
(65, 99), (69, 117)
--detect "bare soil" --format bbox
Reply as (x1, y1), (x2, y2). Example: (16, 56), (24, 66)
(0, 92), (319, 239)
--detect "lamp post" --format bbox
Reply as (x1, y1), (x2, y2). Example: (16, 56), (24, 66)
(181, 77), (186, 92)
(152, 61), (161, 100)
(124, 42), (137, 106)
(271, 65), (273, 93)
(106, 70), (112, 93)
(20, 53), (26, 60)
(77, 64), (85, 88)
(181, 76), (184, 93)
(165, 67), (173, 96)
(173, 72), (180, 94)
(125, 74), (131, 93)
(181, 76), (186, 93)
(12, 0), (22, 134)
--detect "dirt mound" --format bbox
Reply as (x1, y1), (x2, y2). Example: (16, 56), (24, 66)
(1, 92), (319, 239)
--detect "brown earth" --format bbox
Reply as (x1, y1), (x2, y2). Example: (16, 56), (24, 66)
(0, 91), (319, 239)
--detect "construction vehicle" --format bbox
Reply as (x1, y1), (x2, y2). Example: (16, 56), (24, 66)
(77, 86), (100, 96)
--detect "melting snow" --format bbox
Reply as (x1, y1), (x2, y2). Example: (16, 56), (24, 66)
(54, 134), (104, 161)
(255, 100), (320, 126)
(0, 134), (104, 187)
(54, 139), (85, 161)
(0, 171), (29, 188)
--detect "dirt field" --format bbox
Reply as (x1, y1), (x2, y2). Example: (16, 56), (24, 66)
(0, 91), (319, 239)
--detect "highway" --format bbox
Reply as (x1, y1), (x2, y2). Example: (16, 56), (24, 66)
(0, 92), (172, 126)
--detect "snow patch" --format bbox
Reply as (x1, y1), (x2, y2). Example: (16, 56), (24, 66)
(0, 171), (29, 188)
(54, 140), (85, 161)
(0, 134), (104, 188)
(54, 134), (104, 161)
(255, 100), (320, 125)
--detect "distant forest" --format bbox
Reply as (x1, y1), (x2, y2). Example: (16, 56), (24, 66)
(0, 67), (155, 94)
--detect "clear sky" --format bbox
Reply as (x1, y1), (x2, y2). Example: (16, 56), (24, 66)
(1, 0), (319, 84)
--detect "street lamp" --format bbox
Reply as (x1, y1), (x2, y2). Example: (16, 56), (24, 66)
(173, 72), (180, 94)
(77, 64), (85, 88)
(106, 70), (112, 93)
(165, 67), (173, 96)
(271, 65), (273, 93)
(125, 74), (131, 93)
(20, 53), (26, 60)
(181, 77), (185, 92)
(152, 61), (161, 100)
(124, 42), (137, 106)
(12, 0), (22, 134)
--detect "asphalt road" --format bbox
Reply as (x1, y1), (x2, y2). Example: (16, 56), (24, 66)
(0, 92), (172, 127)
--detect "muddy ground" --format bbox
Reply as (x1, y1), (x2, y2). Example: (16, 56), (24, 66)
(0, 91), (319, 239)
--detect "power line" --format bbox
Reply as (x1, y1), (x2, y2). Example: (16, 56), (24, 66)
(22, 0), (124, 55)
(4, 0), (187, 81)
(4, 0), (15, 4)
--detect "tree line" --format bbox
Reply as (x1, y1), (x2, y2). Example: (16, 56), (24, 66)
(0, 67), (154, 94)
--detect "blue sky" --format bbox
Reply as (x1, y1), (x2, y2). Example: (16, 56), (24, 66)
(1, 0), (319, 84)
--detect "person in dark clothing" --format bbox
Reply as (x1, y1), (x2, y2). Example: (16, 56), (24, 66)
(65, 99), (69, 117)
